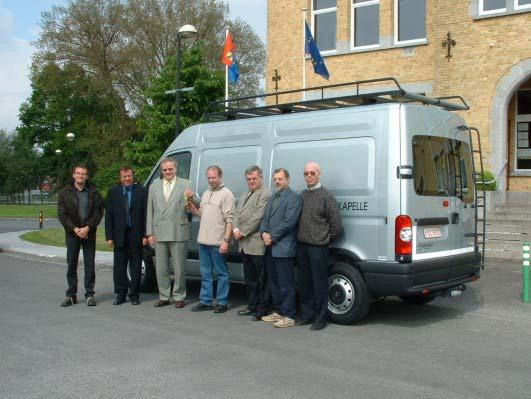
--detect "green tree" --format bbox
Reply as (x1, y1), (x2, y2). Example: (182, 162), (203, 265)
(125, 45), (224, 181)
(17, 62), (134, 193)
(36, 0), (265, 110)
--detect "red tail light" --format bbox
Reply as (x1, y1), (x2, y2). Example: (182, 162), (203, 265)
(395, 215), (412, 260)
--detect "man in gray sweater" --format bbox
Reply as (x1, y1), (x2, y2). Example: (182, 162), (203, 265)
(296, 162), (342, 331)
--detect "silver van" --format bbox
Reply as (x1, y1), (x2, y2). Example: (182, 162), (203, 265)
(141, 79), (486, 324)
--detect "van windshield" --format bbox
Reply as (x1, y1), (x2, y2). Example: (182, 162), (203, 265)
(413, 136), (474, 203)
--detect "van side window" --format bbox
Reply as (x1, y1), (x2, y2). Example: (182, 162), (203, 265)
(412, 136), (455, 196)
(147, 151), (192, 187)
(454, 140), (475, 204)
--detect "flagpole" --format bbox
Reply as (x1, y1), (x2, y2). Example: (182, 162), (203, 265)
(225, 27), (229, 108)
(302, 8), (307, 101)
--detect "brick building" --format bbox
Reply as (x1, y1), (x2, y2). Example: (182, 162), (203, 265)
(266, 0), (531, 192)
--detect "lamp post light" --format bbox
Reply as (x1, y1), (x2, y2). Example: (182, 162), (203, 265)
(175, 24), (198, 138)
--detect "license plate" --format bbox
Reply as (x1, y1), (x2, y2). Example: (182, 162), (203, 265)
(424, 227), (442, 239)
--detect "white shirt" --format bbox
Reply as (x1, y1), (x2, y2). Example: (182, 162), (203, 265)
(163, 177), (176, 201)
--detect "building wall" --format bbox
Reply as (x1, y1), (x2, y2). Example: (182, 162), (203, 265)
(267, 0), (531, 189)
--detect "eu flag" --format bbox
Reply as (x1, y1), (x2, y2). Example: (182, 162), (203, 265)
(228, 55), (240, 84)
(304, 22), (330, 80)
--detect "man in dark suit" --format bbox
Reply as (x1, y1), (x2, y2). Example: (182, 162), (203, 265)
(259, 168), (302, 328)
(105, 166), (148, 305)
(58, 164), (104, 307)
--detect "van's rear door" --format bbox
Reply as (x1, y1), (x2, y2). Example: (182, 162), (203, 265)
(448, 138), (476, 277)
(410, 135), (454, 276)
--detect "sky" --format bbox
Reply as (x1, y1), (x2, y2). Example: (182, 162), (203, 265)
(0, 0), (267, 133)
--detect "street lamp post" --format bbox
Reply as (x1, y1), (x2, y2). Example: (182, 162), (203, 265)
(55, 149), (62, 191)
(175, 24), (198, 138)
(65, 132), (76, 167)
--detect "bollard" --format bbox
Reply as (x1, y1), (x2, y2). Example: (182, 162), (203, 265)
(523, 242), (530, 303)
(39, 210), (43, 230)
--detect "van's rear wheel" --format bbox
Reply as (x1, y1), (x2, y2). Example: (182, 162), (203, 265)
(327, 262), (369, 324)
(399, 294), (436, 305)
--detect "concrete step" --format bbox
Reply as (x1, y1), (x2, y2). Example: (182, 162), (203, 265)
(486, 223), (531, 234)
(495, 205), (531, 214)
(484, 247), (523, 260)
(489, 211), (531, 220)
(484, 240), (524, 252)
(486, 232), (531, 242)
(485, 215), (531, 226)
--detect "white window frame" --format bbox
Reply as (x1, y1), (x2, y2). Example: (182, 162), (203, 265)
(479, 0), (507, 15)
(312, 1), (337, 55)
(394, 0), (427, 46)
(515, 0), (531, 10)
(351, 0), (380, 50)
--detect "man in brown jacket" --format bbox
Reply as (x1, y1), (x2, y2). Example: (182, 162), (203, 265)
(233, 166), (271, 320)
(58, 164), (104, 307)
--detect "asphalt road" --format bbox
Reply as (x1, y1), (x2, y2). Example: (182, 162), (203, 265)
(0, 218), (61, 234)
(1, 253), (530, 399)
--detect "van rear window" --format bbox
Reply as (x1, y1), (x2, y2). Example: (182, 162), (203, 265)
(413, 136), (474, 203)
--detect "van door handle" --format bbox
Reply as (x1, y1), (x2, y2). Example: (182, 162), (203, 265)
(451, 212), (459, 224)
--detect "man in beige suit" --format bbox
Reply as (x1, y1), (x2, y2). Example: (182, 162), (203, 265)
(233, 166), (271, 320)
(146, 157), (191, 308)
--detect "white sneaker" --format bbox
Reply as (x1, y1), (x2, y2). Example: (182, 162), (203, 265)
(261, 312), (282, 322)
(274, 317), (295, 328)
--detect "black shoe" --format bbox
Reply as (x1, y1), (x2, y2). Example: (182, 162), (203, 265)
(310, 322), (327, 331)
(60, 296), (77, 307)
(154, 300), (170, 307)
(295, 319), (313, 326)
(191, 302), (213, 312)
(113, 297), (126, 305)
(86, 296), (96, 306)
(237, 308), (255, 316)
(130, 298), (140, 306)
(213, 304), (227, 313)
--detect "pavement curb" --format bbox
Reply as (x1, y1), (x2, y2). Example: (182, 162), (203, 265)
(0, 230), (113, 269)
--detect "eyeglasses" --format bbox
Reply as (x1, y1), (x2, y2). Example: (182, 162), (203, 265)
(162, 168), (175, 172)
(303, 171), (317, 176)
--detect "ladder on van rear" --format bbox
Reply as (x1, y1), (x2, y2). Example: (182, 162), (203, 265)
(461, 127), (486, 269)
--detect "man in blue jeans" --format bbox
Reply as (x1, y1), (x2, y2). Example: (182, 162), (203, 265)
(187, 166), (234, 313)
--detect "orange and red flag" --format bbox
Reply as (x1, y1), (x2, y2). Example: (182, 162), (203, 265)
(221, 32), (236, 66)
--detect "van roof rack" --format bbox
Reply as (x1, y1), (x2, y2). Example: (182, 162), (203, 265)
(204, 77), (469, 121)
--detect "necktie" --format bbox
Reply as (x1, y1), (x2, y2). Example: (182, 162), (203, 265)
(242, 191), (253, 207)
(272, 192), (280, 209)
(124, 187), (131, 227)
(164, 181), (172, 201)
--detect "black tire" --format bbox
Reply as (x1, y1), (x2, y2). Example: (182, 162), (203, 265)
(399, 294), (436, 305)
(127, 246), (157, 293)
(327, 262), (369, 324)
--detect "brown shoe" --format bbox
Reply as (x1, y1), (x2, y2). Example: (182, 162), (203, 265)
(154, 300), (170, 307)
(174, 301), (186, 309)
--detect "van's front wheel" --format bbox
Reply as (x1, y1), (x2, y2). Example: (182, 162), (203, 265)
(327, 262), (369, 324)
(126, 246), (158, 293)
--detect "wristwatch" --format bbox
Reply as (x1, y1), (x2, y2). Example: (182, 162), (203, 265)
(223, 238), (230, 243)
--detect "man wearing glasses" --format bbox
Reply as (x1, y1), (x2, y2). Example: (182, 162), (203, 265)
(296, 162), (342, 331)
(146, 157), (192, 308)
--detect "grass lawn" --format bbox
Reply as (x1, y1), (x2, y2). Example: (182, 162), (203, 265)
(21, 227), (111, 252)
(0, 204), (58, 218)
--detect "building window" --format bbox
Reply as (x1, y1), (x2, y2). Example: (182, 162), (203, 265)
(479, 0), (507, 14)
(516, 90), (531, 170)
(395, 0), (426, 44)
(313, 0), (337, 52)
(515, 0), (531, 10)
(351, 0), (380, 49)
